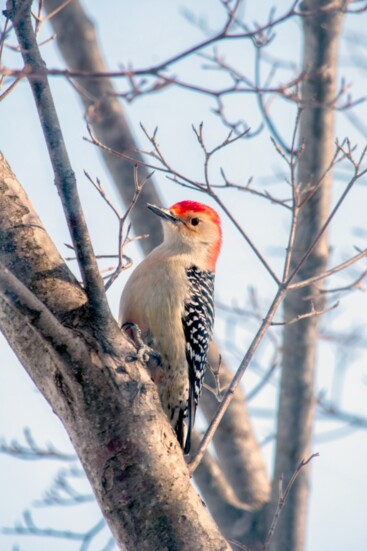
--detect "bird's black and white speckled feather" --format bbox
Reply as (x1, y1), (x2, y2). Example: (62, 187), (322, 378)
(182, 266), (215, 453)
(119, 200), (222, 454)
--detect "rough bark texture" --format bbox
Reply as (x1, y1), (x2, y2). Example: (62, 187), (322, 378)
(2, 0), (347, 548)
(43, 0), (270, 532)
(2, 0), (233, 544)
(0, 152), (86, 317)
(0, 150), (231, 550)
(269, 3), (344, 550)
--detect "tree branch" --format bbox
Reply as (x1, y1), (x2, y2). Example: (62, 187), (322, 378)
(262, 454), (319, 550)
(8, 0), (111, 329)
(268, 3), (345, 549)
(202, 343), (271, 509)
(41, 1), (272, 533)
(189, 289), (286, 473)
(0, 152), (231, 550)
(43, 0), (164, 255)
(3, 1), (300, 81)
(189, 430), (251, 537)
(0, 261), (88, 362)
(0, 151), (86, 319)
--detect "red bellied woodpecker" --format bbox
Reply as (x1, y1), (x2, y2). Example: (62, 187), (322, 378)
(119, 200), (222, 453)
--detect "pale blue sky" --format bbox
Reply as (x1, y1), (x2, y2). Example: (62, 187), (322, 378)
(1, 1), (367, 550)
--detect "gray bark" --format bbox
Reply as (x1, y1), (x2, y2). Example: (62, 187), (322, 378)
(269, 3), (344, 550)
(1, 1), (348, 549)
(1, 0), (232, 545)
(0, 149), (230, 550)
(43, 0), (270, 530)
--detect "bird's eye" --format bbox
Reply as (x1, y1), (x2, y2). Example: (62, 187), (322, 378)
(191, 218), (200, 226)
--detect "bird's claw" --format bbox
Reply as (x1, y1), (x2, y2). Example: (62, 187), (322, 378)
(122, 322), (162, 369)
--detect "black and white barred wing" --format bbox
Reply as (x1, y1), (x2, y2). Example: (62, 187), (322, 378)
(182, 266), (215, 453)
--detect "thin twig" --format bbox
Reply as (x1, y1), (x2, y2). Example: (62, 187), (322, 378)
(210, 193), (281, 284)
(271, 301), (338, 326)
(0, 428), (76, 461)
(246, 360), (277, 401)
(41, 0), (72, 23)
(32, 0), (44, 38)
(84, 167), (151, 290)
(140, 124), (283, 284)
(10, 1), (112, 329)
(316, 270), (367, 294)
(2, 2), (300, 82)
(188, 288), (286, 474)
(227, 539), (252, 551)
(288, 248), (367, 290)
(2, 510), (106, 545)
(203, 355), (224, 402)
(254, 45), (294, 154)
(0, 16), (10, 91)
(189, 116), (366, 473)
(262, 453), (319, 550)
(287, 143), (367, 285)
(0, 74), (23, 101)
(220, 169), (292, 210)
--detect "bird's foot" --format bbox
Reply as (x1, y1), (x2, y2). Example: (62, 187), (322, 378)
(122, 323), (162, 380)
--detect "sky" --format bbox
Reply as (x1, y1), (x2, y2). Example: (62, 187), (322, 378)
(1, 1), (367, 550)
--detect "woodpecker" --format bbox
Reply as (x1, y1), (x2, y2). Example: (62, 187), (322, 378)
(119, 200), (222, 453)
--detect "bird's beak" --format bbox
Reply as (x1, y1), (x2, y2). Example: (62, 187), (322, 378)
(147, 204), (180, 224)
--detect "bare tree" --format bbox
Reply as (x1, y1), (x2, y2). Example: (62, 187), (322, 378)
(269, 2), (345, 550)
(1, 1), (367, 550)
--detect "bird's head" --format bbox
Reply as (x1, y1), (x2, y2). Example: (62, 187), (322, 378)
(147, 200), (222, 270)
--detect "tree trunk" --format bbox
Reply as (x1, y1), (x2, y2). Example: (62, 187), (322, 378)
(43, 0), (270, 532)
(269, 3), (344, 550)
(1, 1), (233, 543)
(0, 150), (231, 550)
